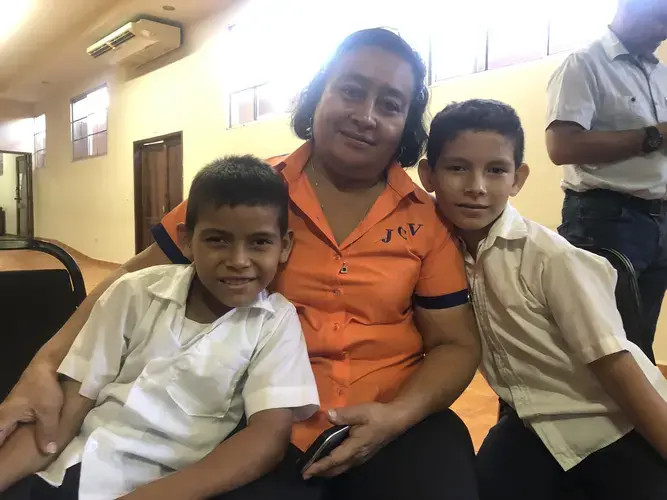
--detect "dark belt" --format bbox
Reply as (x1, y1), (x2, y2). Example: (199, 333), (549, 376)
(565, 189), (667, 217)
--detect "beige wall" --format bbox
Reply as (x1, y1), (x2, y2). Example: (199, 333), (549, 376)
(0, 154), (18, 235)
(31, 13), (667, 363)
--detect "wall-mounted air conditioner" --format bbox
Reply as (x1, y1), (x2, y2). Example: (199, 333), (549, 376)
(86, 19), (182, 68)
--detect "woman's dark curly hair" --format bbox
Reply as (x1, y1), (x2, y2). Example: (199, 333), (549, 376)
(291, 28), (429, 168)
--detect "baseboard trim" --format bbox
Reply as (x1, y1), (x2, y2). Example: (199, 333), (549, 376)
(38, 238), (120, 267)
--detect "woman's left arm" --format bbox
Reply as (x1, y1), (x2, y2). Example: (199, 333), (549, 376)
(304, 303), (480, 479)
(389, 303), (481, 428)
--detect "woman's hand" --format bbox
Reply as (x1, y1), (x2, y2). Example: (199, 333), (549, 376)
(0, 362), (63, 454)
(302, 403), (404, 479)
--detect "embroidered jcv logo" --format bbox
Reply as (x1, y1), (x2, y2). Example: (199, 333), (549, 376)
(380, 223), (423, 243)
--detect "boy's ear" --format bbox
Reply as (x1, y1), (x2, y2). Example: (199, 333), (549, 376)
(279, 229), (295, 264)
(176, 223), (194, 261)
(510, 163), (530, 197)
(417, 158), (435, 193)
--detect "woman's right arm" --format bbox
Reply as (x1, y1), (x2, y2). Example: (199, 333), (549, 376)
(0, 243), (171, 452)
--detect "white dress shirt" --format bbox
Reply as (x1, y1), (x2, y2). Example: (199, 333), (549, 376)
(38, 264), (319, 499)
(465, 204), (667, 470)
(547, 29), (667, 199)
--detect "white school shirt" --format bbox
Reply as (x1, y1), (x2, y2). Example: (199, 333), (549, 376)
(546, 28), (667, 199)
(465, 204), (667, 470)
(39, 264), (319, 499)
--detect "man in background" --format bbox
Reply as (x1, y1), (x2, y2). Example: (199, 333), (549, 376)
(546, 0), (667, 363)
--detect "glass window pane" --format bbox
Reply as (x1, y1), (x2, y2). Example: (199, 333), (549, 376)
(256, 84), (288, 118)
(90, 131), (108, 157)
(89, 110), (108, 134)
(73, 138), (89, 160)
(34, 132), (45, 152)
(72, 118), (88, 141)
(230, 88), (255, 126)
(548, 0), (616, 55)
(71, 97), (89, 121)
(486, 0), (548, 70)
(88, 87), (110, 112)
(34, 114), (46, 134)
(34, 150), (45, 169)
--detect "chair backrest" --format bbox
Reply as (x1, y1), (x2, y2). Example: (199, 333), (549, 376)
(0, 238), (86, 401)
(574, 244), (644, 350)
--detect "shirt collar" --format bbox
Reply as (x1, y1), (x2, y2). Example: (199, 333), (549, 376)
(603, 27), (659, 65)
(461, 203), (528, 260)
(275, 141), (425, 203)
(146, 264), (275, 313)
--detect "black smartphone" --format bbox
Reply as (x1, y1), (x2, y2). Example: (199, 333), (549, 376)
(298, 424), (351, 475)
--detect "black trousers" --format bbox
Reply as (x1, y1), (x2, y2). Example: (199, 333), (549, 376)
(476, 407), (667, 500)
(2, 410), (479, 500)
(559, 189), (667, 363)
(0, 465), (80, 500)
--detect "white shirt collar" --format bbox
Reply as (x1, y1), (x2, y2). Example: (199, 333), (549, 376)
(602, 27), (659, 65)
(461, 203), (528, 261)
(146, 264), (275, 314)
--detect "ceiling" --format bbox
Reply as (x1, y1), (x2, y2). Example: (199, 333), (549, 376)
(0, 0), (233, 105)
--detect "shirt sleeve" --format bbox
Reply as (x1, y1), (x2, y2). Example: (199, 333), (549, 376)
(542, 248), (626, 364)
(546, 52), (598, 130)
(57, 276), (144, 400)
(242, 299), (319, 421)
(151, 201), (190, 264)
(414, 221), (469, 310)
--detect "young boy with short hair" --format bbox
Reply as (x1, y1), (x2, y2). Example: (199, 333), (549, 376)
(0, 155), (319, 500)
(418, 99), (667, 499)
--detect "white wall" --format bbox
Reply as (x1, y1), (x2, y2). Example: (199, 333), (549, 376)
(0, 154), (18, 234)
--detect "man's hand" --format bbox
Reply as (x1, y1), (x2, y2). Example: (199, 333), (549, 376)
(302, 403), (404, 479)
(0, 363), (63, 454)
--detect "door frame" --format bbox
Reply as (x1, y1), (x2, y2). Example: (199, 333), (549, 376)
(0, 149), (34, 237)
(133, 132), (183, 255)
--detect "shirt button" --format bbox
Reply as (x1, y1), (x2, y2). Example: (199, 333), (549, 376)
(333, 289), (341, 296)
(336, 387), (344, 396)
(335, 255), (341, 260)
(333, 323), (340, 331)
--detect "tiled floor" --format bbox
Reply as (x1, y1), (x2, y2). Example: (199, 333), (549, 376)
(0, 243), (498, 449)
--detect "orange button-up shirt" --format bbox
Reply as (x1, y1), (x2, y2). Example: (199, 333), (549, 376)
(154, 143), (469, 450)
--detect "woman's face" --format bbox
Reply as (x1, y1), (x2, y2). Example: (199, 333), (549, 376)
(312, 46), (416, 182)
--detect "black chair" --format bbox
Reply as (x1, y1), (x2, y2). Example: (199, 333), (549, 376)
(0, 237), (86, 401)
(574, 244), (645, 352)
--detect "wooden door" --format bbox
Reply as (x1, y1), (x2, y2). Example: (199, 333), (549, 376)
(134, 134), (183, 253)
(15, 154), (33, 237)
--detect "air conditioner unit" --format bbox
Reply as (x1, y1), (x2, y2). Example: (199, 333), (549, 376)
(86, 19), (182, 68)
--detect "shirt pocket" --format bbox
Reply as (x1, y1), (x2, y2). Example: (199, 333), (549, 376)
(608, 95), (650, 128)
(166, 338), (248, 419)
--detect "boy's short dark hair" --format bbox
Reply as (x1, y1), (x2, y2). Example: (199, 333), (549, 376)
(185, 155), (289, 234)
(426, 99), (525, 169)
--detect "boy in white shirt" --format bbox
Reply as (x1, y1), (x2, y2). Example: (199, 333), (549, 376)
(0, 155), (319, 500)
(418, 99), (667, 499)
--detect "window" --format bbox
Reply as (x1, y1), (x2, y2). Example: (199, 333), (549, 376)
(430, 3), (487, 82)
(548, 0), (616, 55)
(229, 83), (289, 127)
(33, 114), (46, 169)
(70, 86), (109, 160)
(227, 0), (428, 125)
(486, 0), (548, 70)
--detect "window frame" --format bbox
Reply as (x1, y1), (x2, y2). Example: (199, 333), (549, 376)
(70, 84), (109, 162)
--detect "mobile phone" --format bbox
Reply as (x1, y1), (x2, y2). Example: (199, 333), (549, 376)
(298, 424), (351, 475)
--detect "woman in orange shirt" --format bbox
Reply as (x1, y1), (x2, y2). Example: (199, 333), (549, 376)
(0, 29), (481, 499)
